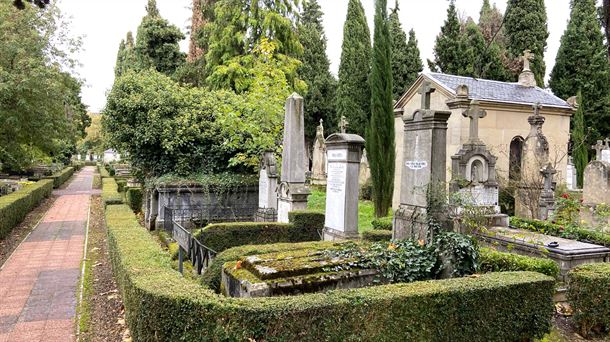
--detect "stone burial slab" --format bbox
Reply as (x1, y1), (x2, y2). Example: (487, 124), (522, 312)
(323, 133), (365, 241)
(221, 248), (379, 298)
(477, 226), (610, 281)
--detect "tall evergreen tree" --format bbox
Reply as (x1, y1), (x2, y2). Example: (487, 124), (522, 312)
(404, 29), (423, 85)
(389, 2), (417, 100)
(368, 0), (394, 218)
(134, 0), (186, 76)
(335, 0), (371, 137)
(572, 91), (588, 188)
(603, 0), (610, 59)
(428, 0), (467, 74)
(114, 32), (137, 78)
(478, 0), (506, 47)
(299, 0), (336, 143)
(461, 21), (511, 81)
(549, 0), (610, 142)
(504, 0), (548, 86)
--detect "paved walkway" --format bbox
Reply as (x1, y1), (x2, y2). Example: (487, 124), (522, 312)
(0, 167), (95, 342)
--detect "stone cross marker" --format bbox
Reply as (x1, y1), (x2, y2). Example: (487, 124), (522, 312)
(418, 81), (436, 110)
(339, 116), (349, 134)
(394, 82), (451, 242)
(593, 140), (604, 161)
(323, 133), (365, 241)
(539, 163), (557, 220)
(277, 93), (310, 223)
(311, 119), (327, 185)
(521, 49), (535, 71)
(462, 99), (487, 144)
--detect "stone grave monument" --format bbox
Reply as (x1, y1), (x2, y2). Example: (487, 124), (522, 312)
(393, 81), (452, 241)
(311, 120), (327, 185)
(449, 100), (507, 227)
(277, 93), (310, 223)
(256, 151), (278, 222)
(601, 138), (610, 162)
(539, 163), (557, 221)
(358, 149), (371, 187)
(581, 154), (610, 231)
(566, 156), (577, 190)
(592, 140), (605, 161)
(323, 133), (365, 241)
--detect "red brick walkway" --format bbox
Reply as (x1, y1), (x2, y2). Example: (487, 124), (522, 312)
(0, 167), (96, 342)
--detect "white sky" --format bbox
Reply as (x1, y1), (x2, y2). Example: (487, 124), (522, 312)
(57, 0), (577, 112)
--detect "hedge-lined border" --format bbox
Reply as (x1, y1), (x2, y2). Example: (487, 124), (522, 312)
(102, 178), (123, 206)
(362, 229), (392, 241)
(44, 167), (74, 188)
(125, 188), (143, 213)
(568, 263), (610, 337)
(0, 179), (53, 239)
(478, 247), (560, 278)
(106, 204), (556, 341)
(511, 216), (610, 248)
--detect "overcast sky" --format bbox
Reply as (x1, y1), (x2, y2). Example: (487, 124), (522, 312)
(57, 0), (576, 112)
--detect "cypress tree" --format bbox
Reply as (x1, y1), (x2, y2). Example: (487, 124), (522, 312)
(504, 0), (548, 86)
(404, 29), (423, 86)
(299, 0), (336, 143)
(428, 0), (466, 74)
(389, 2), (414, 100)
(367, 0), (394, 218)
(114, 32), (137, 78)
(134, 0), (186, 76)
(572, 91), (588, 188)
(549, 0), (610, 142)
(335, 0), (371, 137)
(114, 39), (126, 78)
(478, 0), (506, 47)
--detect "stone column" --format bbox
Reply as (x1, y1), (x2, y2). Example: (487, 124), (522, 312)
(277, 93), (310, 223)
(256, 151), (278, 221)
(323, 133), (365, 241)
(393, 81), (451, 242)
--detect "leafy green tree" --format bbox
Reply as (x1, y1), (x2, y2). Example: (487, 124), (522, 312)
(504, 0), (548, 86)
(12, 0), (48, 9)
(298, 0), (336, 142)
(114, 32), (137, 78)
(428, 0), (465, 74)
(0, 3), (86, 171)
(478, 0), (505, 47)
(389, 2), (421, 100)
(335, 0), (371, 137)
(461, 21), (510, 81)
(368, 0), (394, 218)
(134, 0), (186, 76)
(572, 91), (588, 188)
(203, 0), (302, 73)
(549, 0), (610, 143)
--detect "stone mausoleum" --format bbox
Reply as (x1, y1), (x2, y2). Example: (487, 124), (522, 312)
(392, 70), (575, 209)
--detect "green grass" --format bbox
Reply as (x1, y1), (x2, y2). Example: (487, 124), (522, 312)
(307, 189), (387, 233)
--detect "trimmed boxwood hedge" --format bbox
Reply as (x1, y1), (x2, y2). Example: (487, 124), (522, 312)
(44, 167), (74, 188)
(116, 179), (127, 193)
(125, 187), (143, 213)
(371, 216), (392, 230)
(102, 178), (123, 206)
(478, 247), (560, 278)
(362, 229), (392, 242)
(511, 216), (610, 248)
(106, 204), (556, 341)
(568, 263), (610, 337)
(195, 210), (324, 253)
(98, 165), (110, 178)
(0, 179), (53, 239)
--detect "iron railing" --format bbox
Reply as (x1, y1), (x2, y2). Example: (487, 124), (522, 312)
(170, 217), (218, 275)
(163, 204), (259, 232)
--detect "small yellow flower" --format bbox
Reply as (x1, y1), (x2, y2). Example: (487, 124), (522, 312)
(387, 243), (397, 251)
(418, 240), (425, 247)
(234, 260), (242, 270)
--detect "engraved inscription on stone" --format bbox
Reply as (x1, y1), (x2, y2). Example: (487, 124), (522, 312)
(459, 186), (499, 206)
(328, 150), (347, 162)
(405, 160), (428, 170)
(325, 162), (347, 230)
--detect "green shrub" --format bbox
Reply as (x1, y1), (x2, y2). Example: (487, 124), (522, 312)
(0, 179), (53, 239)
(510, 216), (610, 248)
(125, 187), (143, 213)
(196, 211), (323, 253)
(371, 216), (392, 230)
(44, 167), (74, 188)
(116, 179), (127, 193)
(478, 247), (560, 278)
(362, 229), (392, 242)
(568, 263), (610, 337)
(71, 161), (83, 171)
(99, 166), (110, 178)
(84, 160), (97, 166)
(106, 204), (556, 341)
(102, 178), (123, 206)
(92, 175), (102, 189)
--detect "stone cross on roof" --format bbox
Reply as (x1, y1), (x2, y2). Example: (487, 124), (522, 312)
(462, 99), (487, 145)
(418, 81), (436, 110)
(593, 140), (605, 160)
(339, 115), (349, 134)
(528, 102), (545, 129)
(604, 137), (610, 149)
(521, 49), (535, 72)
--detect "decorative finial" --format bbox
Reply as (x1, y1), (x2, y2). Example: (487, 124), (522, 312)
(521, 49), (535, 72)
(339, 115), (349, 134)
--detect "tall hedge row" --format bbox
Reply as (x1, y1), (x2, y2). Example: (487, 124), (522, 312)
(568, 263), (610, 337)
(44, 167), (74, 188)
(106, 203), (556, 341)
(0, 179), (53, 239)
(102, 178), (123, 206)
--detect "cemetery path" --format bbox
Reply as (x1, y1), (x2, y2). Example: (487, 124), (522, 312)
(0, 166), (97, 342)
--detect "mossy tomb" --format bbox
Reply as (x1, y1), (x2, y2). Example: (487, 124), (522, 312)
(222, 248), (379, 298)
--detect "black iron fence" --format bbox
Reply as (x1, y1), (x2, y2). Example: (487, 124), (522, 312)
(169, 215), (218, 275)
(163, 204), (259, 232)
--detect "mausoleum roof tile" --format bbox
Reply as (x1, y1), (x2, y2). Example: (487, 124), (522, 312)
(425, 72), (572, 109)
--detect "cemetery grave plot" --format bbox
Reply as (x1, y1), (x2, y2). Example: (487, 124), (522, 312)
(222, 247), (380, 298)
